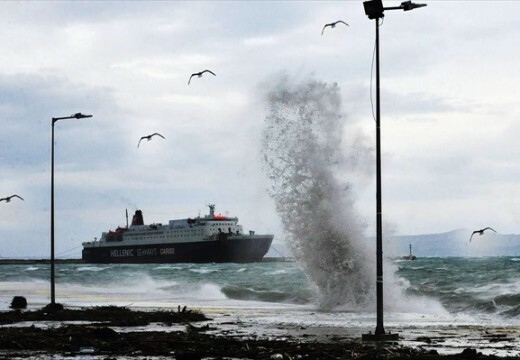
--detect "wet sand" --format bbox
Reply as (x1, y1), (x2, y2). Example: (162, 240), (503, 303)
(0, 305), (518, 359)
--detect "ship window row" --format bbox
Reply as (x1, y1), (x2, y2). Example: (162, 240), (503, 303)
(168, 232), (205, 235)
(131, 232), (205, 241)
(130, 231), (205, 240)
(130, 230), (205, 236)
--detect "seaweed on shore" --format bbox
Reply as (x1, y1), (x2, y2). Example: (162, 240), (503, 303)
(0, 306), (517, 359)
(0, 304), (208, 326)
(0, 324), (515, 359)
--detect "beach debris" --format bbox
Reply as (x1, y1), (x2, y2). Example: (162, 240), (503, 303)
(188, 69), (216, 85)
(138, 133), (165, 148)
(321, 20), (349, 35)
(186, 323), (211, 332)
(483, 332), (515, 342)
(10, 296), (27, 310)
(416, 336), (432, 343)
(0, 195), (24, 203)
(469, 227), (496, 242)
(460, 348), (479, 357)
(92, 326), (119, 339)
(178, 305), (192, 313)
(175, 350), (202, 360)
(270, 354), (283, 360)
(78, 346), (95, 354)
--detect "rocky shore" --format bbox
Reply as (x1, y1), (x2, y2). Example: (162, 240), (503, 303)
(0, 305), (517, 359)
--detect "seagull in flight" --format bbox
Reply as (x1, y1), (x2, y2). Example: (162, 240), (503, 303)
(321, 20), (349, 36)
(188, 70), (216, 85)
(138, 133), (165, 148)
(469, 227), (496, 242)
(0, 195), (24, 203)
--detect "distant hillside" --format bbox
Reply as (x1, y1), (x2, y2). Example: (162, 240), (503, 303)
(266, 229), (520, 258)
(387, 229), (520, 257)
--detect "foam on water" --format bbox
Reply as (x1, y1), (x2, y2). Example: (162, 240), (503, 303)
(192, 283), (229, 301)
(23, 267), (39, 271)
(76, 266), (108, 272)
(153, 265), (173, 270)
(189, 268), (222, 274)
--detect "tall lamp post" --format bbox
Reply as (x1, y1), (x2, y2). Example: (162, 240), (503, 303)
(50, 112), (92, 308)
(361, 0), (426, 341)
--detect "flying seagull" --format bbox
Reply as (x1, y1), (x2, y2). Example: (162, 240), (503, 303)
(188, 69), (216, 85)
(0, 195), (24, 203)
(321, 20), (349, 36)
(469, 227), (496, 242)
(138, 133), (165, 148)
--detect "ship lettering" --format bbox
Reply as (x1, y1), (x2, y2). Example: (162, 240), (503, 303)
(110, 249), (134, 257)
(160, 248), (175, 255)
(137, 248), (157, 256)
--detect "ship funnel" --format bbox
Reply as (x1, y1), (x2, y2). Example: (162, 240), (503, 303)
(131, 210), (144, 226)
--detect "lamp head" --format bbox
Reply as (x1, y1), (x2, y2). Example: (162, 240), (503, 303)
(72, 113), (92, 119)
(363, 0), (384, 19)
(401, 1), (427, 11)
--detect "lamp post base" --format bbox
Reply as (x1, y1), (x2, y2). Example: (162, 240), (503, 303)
(362, 332), (399, 341)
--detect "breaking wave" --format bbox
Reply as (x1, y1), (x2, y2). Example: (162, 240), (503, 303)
(261, 74), (375, 309)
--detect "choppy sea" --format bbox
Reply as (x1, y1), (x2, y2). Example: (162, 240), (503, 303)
(0, 257), (518, 357)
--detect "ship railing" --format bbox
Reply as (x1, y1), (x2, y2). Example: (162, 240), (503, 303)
(82, 240), (101, 247)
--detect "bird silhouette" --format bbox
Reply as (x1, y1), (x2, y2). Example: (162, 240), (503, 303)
(321, 20), (349, 36)
(137, 133), (165, 148)
(469, 227), (496, 242)
(188, 69), (216, 85)
(0, 195), (24, 203)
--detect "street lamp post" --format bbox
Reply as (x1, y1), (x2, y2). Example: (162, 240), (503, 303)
(50, 112), (92, 309)
(361, 0), (426, 341)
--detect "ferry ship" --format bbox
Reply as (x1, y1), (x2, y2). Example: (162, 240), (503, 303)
(82, 205), (273, 263)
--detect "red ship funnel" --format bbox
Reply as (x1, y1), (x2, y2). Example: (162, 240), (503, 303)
(131, 210), (144, 226)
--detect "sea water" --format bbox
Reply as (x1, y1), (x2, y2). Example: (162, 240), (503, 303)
(0, 258), (518, 318)
(0, 257), (518, 357)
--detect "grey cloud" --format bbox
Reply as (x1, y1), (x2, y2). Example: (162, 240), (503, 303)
(380, 89), (472, 117)
(0, 73), (119, 169)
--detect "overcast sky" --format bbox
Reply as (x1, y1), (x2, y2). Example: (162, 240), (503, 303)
(0, 1), (519, 258)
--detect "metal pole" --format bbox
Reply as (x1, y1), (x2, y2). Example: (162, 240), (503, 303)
(374, 18), (385, 336)
(362, 0), (425, 341)
(50, 119), (56, 305)
(49, 113), (91, 308)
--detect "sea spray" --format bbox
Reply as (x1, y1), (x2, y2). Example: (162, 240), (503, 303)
(261, 75), (375, 309)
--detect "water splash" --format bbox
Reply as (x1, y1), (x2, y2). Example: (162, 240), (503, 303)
(261, 74), (375, 309)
